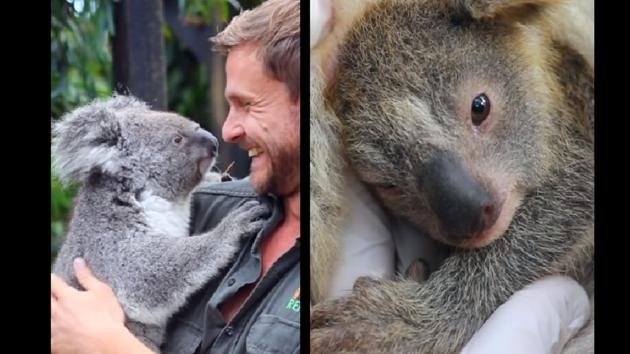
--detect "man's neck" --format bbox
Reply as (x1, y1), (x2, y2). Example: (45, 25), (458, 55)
(283, 190), (300, 225)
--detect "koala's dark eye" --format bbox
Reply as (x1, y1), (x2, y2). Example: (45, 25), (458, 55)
(375, 183), (402, 195)
(173, 135), (184, 145)
(471, 94), (491, 126)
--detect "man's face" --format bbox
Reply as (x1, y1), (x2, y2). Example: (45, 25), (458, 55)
(223, 42), (300, 196)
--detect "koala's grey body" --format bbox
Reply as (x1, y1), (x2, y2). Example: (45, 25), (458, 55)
(310, 0), (593, 353)
(52, 96), (267, 352)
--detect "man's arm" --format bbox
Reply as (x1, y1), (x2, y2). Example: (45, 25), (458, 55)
(51, 258), (155, 354)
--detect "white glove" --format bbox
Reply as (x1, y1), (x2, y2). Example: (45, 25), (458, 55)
(310, 0), (332, 49)
(461, 275), (591, 354)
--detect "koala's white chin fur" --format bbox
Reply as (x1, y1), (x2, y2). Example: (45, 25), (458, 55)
(138, 190), (192, 238)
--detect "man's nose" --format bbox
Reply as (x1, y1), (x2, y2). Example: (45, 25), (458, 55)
(222, 112), (245, 143)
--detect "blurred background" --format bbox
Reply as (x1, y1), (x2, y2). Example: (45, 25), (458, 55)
(51, 0), (263, 264)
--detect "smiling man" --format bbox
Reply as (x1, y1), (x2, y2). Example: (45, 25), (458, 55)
(50, 1), (301, 353)
(222, 40), (300, 198)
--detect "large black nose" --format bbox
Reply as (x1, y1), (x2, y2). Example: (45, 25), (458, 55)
(423, 151), (501, 241)
(196, 129), (219, 156)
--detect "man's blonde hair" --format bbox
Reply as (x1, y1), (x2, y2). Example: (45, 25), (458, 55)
(212, 0), (300, 102)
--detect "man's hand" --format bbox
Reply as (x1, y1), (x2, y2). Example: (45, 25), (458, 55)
(51, 258), (152, 354)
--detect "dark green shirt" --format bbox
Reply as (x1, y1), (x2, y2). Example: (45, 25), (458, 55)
(161, 179), (301, 354)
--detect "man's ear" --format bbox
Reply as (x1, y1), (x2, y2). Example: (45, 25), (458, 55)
(452, 0), (563, 20)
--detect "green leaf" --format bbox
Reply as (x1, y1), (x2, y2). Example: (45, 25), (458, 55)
(221, 0), (229, 22)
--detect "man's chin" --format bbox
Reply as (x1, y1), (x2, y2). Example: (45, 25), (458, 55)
(250, 171), (272, 195)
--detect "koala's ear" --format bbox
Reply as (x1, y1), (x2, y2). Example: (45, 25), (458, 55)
(52, 99), (124, 186)
(453, 0), (562, 20)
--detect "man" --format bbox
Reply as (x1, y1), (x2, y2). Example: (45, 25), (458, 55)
(50, 0), (301, 353)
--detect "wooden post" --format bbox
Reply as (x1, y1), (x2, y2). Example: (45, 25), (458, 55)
(112, 0), (167, 110)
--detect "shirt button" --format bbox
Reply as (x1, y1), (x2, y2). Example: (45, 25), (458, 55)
(225, 326), (234, 336)
(227, 278), (236, 286)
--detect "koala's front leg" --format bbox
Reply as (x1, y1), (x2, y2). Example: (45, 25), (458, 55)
(103, 200), (270, 325)
(310, 274), (487, 354)
(310, 240), (567, 354)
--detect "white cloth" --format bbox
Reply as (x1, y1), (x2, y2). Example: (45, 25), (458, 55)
(310, 0), (331, 49)
(391, 217), (450, 277)
(326, 176), (396, 300)
(461, 276), (591, 354)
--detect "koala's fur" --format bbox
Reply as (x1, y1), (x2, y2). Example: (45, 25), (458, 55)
(310, 0), (385, 305)
(310, 0), (593, 353)
(52, 96), (268, 351)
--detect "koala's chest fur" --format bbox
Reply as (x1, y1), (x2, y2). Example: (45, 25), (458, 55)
(137, 190), (192, 238)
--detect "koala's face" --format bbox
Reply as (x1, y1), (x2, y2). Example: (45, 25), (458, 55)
(52, 96), (218, 203)
(331, 1), (555, 248)
(120, 110), (218, 201)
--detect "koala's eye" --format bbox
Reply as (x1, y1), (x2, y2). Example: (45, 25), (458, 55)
(375, 183), (402, 195)
(471, 94), (491, 126)
(173, 134), (184, 145)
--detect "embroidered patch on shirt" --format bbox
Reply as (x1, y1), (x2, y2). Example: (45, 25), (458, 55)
(286, 287), (300, 312)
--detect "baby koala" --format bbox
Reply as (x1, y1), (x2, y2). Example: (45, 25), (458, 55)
(52, 95), (268, 352)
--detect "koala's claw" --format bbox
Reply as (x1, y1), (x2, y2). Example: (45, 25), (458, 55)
(223, 200), (271, 236)
(311, 278), (392, 330)
(311, 297), (347, 329)
(352, 276), (381, 291)
(310, 321), (391, 354)
(311, 294), (417, 353)
(240, 200), (271, 221)
(245, 219), (266, 236)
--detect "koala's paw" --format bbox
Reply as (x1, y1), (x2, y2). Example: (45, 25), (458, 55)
(225, 200), (271, 237)
(310, 323), (381, 354)
(311, 295), (407, 354)
(311, 277), (386, 330)
(310, 277), (419, 353)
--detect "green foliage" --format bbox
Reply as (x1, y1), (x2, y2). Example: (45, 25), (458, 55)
(51, 0), (114, 119)
(51, 169), (80, 261)
(164, 24), (211, 124)
(179, 0), (231, 24)
(51, 0), (114, 264)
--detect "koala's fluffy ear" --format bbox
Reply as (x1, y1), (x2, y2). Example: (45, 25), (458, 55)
(52, 97), (130, 186)
(451, 0), (562, 20)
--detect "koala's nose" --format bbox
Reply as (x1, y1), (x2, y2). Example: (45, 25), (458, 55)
(196, 129), (219, 156)
(423, 151), (502, 242)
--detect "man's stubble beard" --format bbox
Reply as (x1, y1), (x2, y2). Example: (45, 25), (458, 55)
(251, 135), (300, 197)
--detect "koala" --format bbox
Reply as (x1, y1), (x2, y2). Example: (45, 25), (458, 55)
(310, 0), (593, 353)
(51, 96), (269, 352)
(310, 0), (385, 304)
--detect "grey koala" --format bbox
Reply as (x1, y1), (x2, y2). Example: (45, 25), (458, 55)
(310, 0), (593, 353)
(52, 96), (268, 352)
